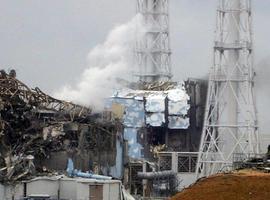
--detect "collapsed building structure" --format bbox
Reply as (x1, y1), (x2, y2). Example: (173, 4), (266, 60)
(0, 71), (207, 200)
(0, 0), (207, 198)
(0, 0), (262, 199)
(0, 70), (126, 199)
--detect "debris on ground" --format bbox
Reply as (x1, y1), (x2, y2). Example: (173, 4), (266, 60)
(233, 146), (270, 172)
(171, 170), (270, 200)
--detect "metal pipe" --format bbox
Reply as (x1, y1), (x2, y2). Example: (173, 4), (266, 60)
(137, 170), (176, 180)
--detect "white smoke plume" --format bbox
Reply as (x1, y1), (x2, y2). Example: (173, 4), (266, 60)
(55, 15), (144, 111)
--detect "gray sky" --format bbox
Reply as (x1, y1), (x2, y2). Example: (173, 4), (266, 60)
(1, 1), (269, 90)
(1, 0), (270, 140)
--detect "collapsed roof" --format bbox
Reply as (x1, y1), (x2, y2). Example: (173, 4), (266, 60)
(0, 70), (121, 183)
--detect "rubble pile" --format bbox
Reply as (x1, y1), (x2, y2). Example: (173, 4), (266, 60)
(0, 70), (121, 183)
(132, 81), (178, 91)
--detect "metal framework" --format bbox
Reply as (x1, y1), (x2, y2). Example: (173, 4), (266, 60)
(196, 0), (259, 178)
(135, 0), (172, 82)
(0, 71), (91, 120)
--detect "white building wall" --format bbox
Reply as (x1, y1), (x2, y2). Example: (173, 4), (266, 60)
(103, 183), (120, 200)
(60, 179), (77, 200)
(76, 182), (89, 200)
(26, 179), (59, 199)
(2, 177), (122, 200)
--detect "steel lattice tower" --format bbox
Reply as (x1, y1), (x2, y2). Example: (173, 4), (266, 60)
(135, 0), (172, 82)
(196, 0), (260, 178)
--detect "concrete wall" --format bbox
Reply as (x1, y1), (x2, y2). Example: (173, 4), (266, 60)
(2, 177), (122, 200)
(76, 182), (89, 200)
(103, 183), (121, 200)
(27, 179), (59, 199)
(60, 179), (77, 200)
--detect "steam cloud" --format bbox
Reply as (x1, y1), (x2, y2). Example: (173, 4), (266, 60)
(55, 15), (144, 111)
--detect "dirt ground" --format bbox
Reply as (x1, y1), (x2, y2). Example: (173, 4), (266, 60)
(171, 170), (270, 200)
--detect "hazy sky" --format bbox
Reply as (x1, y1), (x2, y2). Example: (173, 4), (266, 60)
(1, 1), (269, 90)
(1, 0), (270, 141)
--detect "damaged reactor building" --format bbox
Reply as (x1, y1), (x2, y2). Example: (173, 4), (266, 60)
(4, 0), (262, 199)
(0, 72), (207, 199)
(0, 0), (263, 199)
(106, 80), (207, 196)
(0, 0), (209, 199)
(0, 70), (125, 199)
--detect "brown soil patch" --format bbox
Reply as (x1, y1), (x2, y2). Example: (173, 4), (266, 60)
(171, 170), (270, 200)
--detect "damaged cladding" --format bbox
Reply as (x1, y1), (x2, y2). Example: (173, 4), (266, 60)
(0, 69), (207, 198)
(105, 80), (207, 196)
(106, 81), (207, 159)
(0, 70), (123, 183)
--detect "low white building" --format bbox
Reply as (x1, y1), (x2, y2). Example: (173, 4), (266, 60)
(1, 176), (123, 200)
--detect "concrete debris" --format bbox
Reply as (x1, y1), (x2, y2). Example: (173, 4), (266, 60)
(232, 146), (270, 171)
(0, 71), (208, 199)
(0, 70), (121, 183)
(135, 81), (178, 91)
(150, 144), (166, 158)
